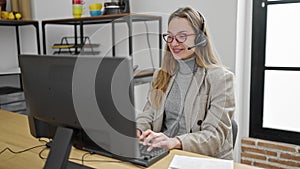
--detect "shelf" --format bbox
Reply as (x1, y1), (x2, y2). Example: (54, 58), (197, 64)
(0, 87), (22, 95)
(83, 44), (100, 48)
(0, 19), (39, 26)
(52, 44), (77, 49)
(42, 13), (162, 65)
(42, 14), (162, 25)
(0, 19), (40, 54)
(0, 90), (27, 115)
(0, 67), (21, 75)
(42, 14), (162, 85)
(133, 69), (155, 85)
(52, 43), (100, 49)
(53, 51), (100, 55)
(134, 76), (153, 86)
(51, 36), (100, 55)
(0, 19), (41, 91)
(0, 90), (24, 103)
(134, 69), (154, 78)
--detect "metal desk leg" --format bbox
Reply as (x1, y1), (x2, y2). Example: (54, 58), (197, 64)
(15, 26), (21, 55)
(15, 26), (23, 90)
(34, 22), (41, 54)
(123, 15), (132, 57)
(80, 21), (84, 52)
(42, 22), (47, 54)
(74, 24), (78, 54)
(112, 22), (116, 57)
(158, 17), (162, 66)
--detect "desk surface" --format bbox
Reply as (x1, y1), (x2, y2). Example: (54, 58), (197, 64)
(0, 110), (260, 169)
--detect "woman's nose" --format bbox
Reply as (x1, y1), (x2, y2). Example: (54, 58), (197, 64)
(170, 39), (179, 46)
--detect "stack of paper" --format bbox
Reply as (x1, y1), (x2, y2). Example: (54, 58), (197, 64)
(168, 155), (233, 169)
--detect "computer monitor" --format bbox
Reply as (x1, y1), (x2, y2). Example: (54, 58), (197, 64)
(19, 54), (140, 168)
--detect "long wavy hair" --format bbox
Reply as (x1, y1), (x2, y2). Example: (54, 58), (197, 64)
(150, 7), (222, 109)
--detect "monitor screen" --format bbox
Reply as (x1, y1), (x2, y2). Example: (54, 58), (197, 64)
(19, 54), (141, 167)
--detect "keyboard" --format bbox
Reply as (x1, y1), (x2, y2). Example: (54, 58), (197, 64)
(81, 143), (169, 167)
(130, 143), (170, 167)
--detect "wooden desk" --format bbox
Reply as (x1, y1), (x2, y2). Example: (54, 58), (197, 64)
(0, 110), (259, 169)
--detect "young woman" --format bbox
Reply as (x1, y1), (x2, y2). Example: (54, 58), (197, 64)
(136, 7), (235, 160)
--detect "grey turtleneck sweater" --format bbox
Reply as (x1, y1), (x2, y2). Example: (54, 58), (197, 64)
(162, 56), (196, 137)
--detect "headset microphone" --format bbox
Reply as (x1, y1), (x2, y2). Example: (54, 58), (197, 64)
(187, 44), (198, 50)
(188, 41), (207, 50)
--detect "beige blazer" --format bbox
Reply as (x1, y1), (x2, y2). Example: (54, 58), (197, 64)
(136, 66), (235, 159)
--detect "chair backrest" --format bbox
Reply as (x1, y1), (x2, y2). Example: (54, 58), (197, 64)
(231, 119), (238, 148)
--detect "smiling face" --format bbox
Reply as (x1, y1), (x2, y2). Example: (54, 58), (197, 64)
(167, 17), (196, 60)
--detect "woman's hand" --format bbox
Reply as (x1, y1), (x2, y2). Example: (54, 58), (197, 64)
(136, 129), (142, 138)
(139, 129), (182, 151)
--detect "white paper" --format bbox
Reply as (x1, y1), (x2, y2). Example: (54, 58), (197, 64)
(168, 155), (233, 169)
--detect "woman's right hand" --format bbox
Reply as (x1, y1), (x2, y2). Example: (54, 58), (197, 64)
(136, 129), (142, 138)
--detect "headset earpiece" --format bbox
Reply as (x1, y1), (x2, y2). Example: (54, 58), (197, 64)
(194, 11), (208, 47)
(194, 31), (207, 47)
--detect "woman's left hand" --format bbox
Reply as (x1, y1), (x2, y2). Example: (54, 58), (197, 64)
(140, 129), (182, 151)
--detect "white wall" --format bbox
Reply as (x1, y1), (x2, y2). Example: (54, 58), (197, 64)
(234, 0), (252, 162)
(131, 0), (237, 72)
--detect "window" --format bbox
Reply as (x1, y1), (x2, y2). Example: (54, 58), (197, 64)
(250, 0), (300, 145)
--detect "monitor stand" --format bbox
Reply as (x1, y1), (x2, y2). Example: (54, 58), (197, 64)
(44, 127), (93, 169)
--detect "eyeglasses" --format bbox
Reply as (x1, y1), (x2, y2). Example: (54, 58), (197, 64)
(162, 33), (196, 43)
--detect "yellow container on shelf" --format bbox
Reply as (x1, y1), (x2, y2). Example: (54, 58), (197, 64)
(72, 4), (83, 18)
(89, 3), (102, 10)
(73, 9), (83, 18)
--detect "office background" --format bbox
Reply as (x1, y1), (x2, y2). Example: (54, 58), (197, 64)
(3, 0), (292, 167)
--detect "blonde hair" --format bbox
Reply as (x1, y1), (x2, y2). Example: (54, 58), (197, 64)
(151, 7), (221, 108)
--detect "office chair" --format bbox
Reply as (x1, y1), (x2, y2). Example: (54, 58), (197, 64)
(231, 119), (238, 148)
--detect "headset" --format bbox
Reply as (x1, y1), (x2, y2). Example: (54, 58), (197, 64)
(188, 11), (208, 50)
